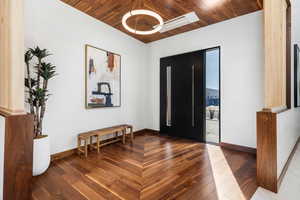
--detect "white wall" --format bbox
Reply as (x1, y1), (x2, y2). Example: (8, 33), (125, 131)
(277, 0), (300, 177)
(25, 0), (149, 154)
(0, 116), (5, 200)
(147, 11), (264, 148)
(294, 0), (300, 46)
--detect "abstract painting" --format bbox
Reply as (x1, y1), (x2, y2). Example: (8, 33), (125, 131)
(85, 45), (121, 108)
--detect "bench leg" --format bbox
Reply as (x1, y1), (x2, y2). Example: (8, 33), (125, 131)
(130, 127), (134, 142)
(97, 135), (100, 153)
(77, 137), (81, 155)
(84, 139), (88, 158)
(122, 130), (126, 144)
(89, 136), (93, 151)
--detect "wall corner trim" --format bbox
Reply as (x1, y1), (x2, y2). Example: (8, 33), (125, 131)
(219, 142), (256, 154)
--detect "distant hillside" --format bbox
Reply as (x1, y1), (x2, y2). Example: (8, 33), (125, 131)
(206, 88), (219, 98)
(206, 88), (219, 106)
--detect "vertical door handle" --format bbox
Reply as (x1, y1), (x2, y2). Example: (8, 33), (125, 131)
(166, 66), (172, 127)
(192, 65), (195, 127)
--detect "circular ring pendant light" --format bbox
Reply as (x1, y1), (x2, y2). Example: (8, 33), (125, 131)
(122, 9), (164, 35)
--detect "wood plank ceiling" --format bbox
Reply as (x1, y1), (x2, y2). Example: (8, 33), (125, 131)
(60, 0), (263, 43)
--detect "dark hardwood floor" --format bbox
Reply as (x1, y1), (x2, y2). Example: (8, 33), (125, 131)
(32, 131), (257, 200)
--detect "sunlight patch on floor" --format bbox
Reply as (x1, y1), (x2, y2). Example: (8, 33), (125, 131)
(207, 145), (246, 200)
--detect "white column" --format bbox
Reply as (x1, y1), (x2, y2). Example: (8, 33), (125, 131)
(264, 0), (287, 109)
(0, 0), (25, 115)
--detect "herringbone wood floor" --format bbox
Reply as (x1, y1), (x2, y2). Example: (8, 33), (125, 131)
(32, 131), (257, 200)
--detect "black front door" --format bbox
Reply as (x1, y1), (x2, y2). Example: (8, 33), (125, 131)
(160, 51), (205, 142)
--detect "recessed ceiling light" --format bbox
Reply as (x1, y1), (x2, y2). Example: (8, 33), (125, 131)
(203, 0), (226, 10)
(122, 9), (164, 35)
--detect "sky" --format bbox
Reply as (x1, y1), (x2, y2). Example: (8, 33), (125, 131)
(206, 49), (220, 90)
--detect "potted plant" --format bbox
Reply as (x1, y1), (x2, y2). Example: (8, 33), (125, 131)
(207, 106), (216, 120)
(25, 47), (57, 176)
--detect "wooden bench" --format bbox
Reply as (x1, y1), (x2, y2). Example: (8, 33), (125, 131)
(77, 124), (133, 157)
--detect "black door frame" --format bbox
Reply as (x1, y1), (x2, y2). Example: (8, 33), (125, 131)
(159, 46), (221, 144)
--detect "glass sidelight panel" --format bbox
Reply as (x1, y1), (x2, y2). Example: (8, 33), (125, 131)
(205, 48), (220, 143)
(166, 66), (172, 126)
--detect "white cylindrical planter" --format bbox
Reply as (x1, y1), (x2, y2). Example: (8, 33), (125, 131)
(33, 135), (50, 176)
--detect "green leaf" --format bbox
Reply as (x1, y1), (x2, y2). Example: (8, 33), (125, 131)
(31, 88), (49, 106)
(25, 78), (37, 88)
(30, 46), (51, 60)
(38, 62), (57, 80)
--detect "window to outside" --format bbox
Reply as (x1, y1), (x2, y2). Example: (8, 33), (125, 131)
(205, 48), (220, 143)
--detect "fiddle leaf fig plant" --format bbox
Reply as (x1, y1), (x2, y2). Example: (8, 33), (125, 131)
(25, 47), (57, 138)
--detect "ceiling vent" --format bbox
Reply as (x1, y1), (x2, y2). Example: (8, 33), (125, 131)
(154, 12), (200, 33)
